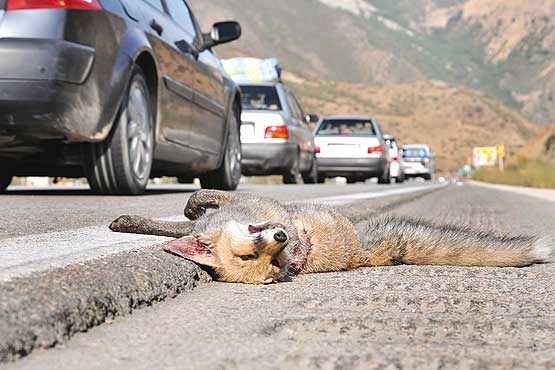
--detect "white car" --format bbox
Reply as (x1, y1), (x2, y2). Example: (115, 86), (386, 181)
(401, 144), (435, 181)
(314, 116), (390, 184)
(384, 134), (405, 183)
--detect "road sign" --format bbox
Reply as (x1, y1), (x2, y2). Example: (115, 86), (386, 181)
(473, 147), (498, 167)
(497, 145), (505, 159)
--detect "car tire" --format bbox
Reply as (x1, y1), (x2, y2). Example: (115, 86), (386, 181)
(377, 167), (391, 185)
(200, 111), (242, 191)
(0, 174), (13, 193)
(346, 177), (358, 184)
(84, 66), (154, 195)
(302, 157), (318, 184)
(317, 174), (326, 184)
(283, 152), (301, 184)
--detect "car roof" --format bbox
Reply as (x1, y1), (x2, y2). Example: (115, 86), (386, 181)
(321, 115), (375, 121)
(239, 82), (281, 87)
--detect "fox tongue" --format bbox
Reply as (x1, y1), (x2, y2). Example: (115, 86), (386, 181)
(163, 236), (212, 260)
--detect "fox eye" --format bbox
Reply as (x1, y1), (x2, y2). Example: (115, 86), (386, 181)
(271, 258), (281, 267)
(240, 254), (257, 261)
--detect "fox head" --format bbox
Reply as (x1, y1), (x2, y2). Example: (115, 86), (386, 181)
(163, 220), (290, 284)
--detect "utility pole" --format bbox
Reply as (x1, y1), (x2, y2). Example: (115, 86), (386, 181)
(497, 145), (505, 172)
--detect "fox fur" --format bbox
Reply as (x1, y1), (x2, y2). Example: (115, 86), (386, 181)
(110, 190), (554, 284)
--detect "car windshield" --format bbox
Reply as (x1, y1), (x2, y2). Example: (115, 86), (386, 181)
(316, 119), (376, 137)
(403, 148), (429, 157)
(240, 85), (282, 111)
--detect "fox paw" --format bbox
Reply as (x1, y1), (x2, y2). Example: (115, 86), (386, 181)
(109, 215), (138, 233)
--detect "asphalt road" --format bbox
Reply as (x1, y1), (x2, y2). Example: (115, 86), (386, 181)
(0, 182), (433, 240)
(0, 181), (441, 282)
(4, 183), (555, 370)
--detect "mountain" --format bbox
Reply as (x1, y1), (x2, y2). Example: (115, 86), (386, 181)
(188, 0), (555, 125)
(281, 72), (537, 173)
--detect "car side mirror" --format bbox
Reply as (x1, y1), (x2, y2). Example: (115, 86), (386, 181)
(200, 21), (241, 51)
(305, 114), (319, 123)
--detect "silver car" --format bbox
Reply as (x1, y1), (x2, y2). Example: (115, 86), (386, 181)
(239, 82), (318, 184)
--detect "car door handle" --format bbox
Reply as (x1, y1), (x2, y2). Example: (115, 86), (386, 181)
(175, 40), (199, 59)
(150, 19), (163, 35)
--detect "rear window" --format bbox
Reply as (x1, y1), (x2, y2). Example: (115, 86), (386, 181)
(316, 119), (376, 137)
(385, 138), (398, 150)
(403, 148), (429, 157)
(240, 86), (282, 111)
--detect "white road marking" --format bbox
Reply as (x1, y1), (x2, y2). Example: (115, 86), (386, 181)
(0, 184), (442, 281)
(311, 183), (447, 205)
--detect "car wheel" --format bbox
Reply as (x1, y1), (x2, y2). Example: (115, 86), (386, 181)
(302, 157), (318, 184)
(283, 152), (301, 184)
(0, 174), (13, 193)
(317, 174), (326, 184)
(200, 111), (242, 191)
(346, 177), (358, 184)
(84, 66), (154, 195)
(377, 167), (391, 184)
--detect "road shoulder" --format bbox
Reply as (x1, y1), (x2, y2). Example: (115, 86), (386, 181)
(469, 180), (555, 202)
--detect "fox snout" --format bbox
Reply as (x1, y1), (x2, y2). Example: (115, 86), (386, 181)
(273, 230), (288, 243)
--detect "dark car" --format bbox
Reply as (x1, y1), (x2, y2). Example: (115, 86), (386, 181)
(0, 0), (242, 194)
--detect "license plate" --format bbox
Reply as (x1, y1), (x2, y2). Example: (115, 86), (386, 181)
(327, 144), (358, 156)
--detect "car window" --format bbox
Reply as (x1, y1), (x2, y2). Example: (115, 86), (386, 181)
(285, 92), (302, 121)
(143, 0), (165, 12)
(290, 94), (306, 122)
(240, 86), (282, 111)
(385, 139), (398, 150)
(316, 119), (377, 137)
(164, 0), (197, 37)
(402, 148), (429, 157)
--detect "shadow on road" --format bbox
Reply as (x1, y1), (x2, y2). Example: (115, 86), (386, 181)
(2, 186), (199, 197)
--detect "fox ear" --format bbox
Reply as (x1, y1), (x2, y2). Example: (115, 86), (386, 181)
(163, 235), (220, 268)
(248, 225), (262, 234)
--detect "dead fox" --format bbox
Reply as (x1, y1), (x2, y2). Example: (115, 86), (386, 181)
(110, 190), (554, 284)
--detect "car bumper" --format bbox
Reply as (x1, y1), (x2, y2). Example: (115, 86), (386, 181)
(0, 39), (100, 142)
(390, 161), (402, 178)
(241, 143), (297, 175)
(317, 157), (386, 177)
(403, 165), (432, 176)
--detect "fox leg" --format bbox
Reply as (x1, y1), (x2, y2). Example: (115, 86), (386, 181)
(185, 190), (261, 220)
(110, 215), (194, 238)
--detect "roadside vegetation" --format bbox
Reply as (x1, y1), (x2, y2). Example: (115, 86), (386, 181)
(473, 157), (555, 189)
(473, 126), (555, 188)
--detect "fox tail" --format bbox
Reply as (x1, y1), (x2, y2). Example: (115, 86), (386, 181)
(359, 217), (555, 267)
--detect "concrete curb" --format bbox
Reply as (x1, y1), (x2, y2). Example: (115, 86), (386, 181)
(0, 246), (211, 362)
(0, 187), (442, 363)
